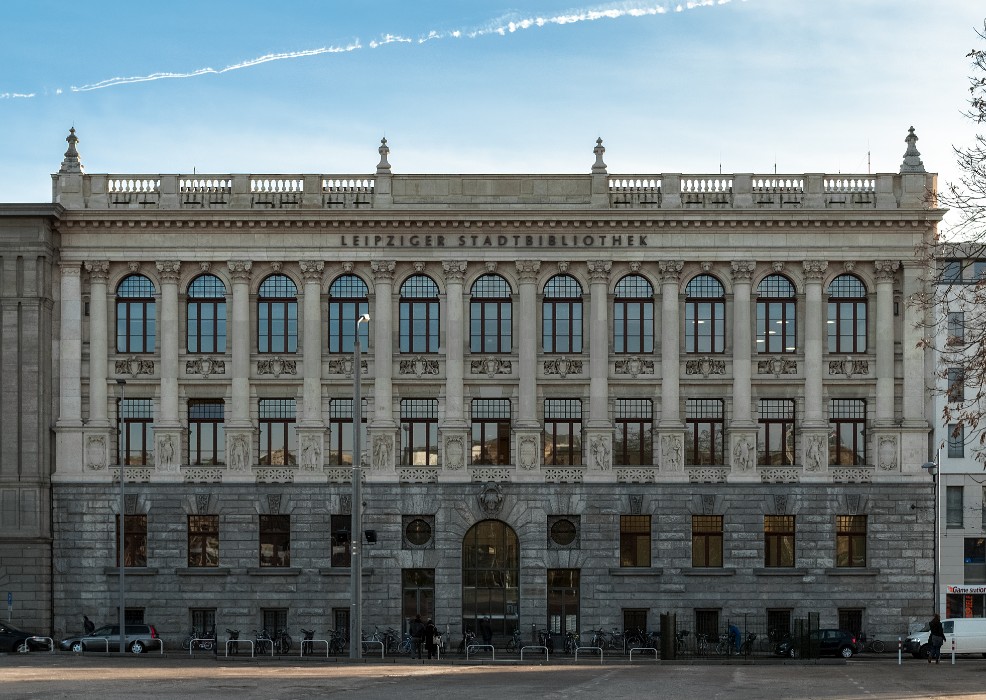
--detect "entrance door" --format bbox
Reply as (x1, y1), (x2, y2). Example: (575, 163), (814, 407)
(547, 569), (580, 647)
(402, 569), (435, 632)
(462, 520), (520, 640)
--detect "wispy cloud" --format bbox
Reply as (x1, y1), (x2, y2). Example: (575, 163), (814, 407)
(2, 0), (736, 98)
(0, 92), (36, 99)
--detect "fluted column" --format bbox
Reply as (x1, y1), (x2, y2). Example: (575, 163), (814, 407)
(156, 261), (181, 427)
(370, 261), (396, 428)
(515, 261), (541, 429)
(58, 263), (83, 426)
(730, 261), (755, 426)
(658, 261), (682, 427)
(299, 260), (325, 425)
(441, 261), (468, 428)
(587, 260), (612, 428)
(84, 261), (110, 426)
(901, 263), (925, 424)
(227, 261), (253, 426)
(802, 261), (828, 426)
(874, 260), (899, 425)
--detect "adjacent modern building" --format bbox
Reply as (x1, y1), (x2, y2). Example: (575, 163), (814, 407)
(0, 127), (944, 646)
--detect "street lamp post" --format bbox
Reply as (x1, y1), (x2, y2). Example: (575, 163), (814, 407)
(922, 459), (939, 614)
(350, 313), (370, 659)
(116, 378), (127, 653)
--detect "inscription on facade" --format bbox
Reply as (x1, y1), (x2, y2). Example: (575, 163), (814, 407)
(340, 234), (649, 248)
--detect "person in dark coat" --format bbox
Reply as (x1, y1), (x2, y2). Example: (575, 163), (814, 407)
(83, 615), (95, 636)
(409, 615), (425, 659)
(929, 613), (946, 664)
(423, 618), (440, 660)
(479, 616), (493, 646)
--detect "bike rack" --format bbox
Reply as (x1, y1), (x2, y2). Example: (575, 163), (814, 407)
(300, 639), (329, 658)
(629, 647), (658, 662)
(361, 640), (384, 658)
(575, 646), (603, 664)
(27, 636), (54, 652)
(79, 636), (110, 652)
(225, 639), (255, 658)
(520, 645), (548, 662)
(466, 644), (495, 661)
(188, 638), (216, 656)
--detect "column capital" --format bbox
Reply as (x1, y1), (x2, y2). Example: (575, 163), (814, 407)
(299, 260), (325, 283)
(586, 260), (612, 283)
(371, 260), (396, 282)
(84, 260), (110, 281)
(730, 260), (756, 283)
(441, 260), (467, 283)
(874, 260), (900, 282)
(802, 260), (828, 281)
(515, 260), (541, 282)
(155, 260), (181, 283)
(60, 262), (82, 277)
(227, 260), (253, 282)
(658, 260), (683, 283)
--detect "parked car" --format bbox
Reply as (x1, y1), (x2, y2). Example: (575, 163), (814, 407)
(906, 617), (986, 658)
(0, 622), (49, 653)
(59, 624), (161, 654)
(775, 629), (857, 658)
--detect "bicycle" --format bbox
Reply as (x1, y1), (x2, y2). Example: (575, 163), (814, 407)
(675, 629), (690, 655)
(253, 628), (273, 654)
(562, 630), (580, 654)
(505, 628), (522, 652)
(327, 628), (346, 655)
(226, 628), (241, 655)
(856, 632), (886, 653)
(396, 632), (415, 655)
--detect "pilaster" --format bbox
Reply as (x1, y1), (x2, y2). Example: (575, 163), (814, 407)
(370, 261), (396, 429)
(874, 260), (899, 426)
(156, 260), (181, 429)
(299, 260), (325, 427)
(730, 261), (755, 428)
(515, 260), (541, 429)
(441, 260), (468, 430)
(227, 260), (253, 428)
(802, 260), (827, 427)
(658, 261), (682, 427)
(84, 260), (110, 427)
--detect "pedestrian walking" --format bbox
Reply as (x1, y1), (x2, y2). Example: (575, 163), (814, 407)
(424, 618), (440, 660)
(409, 615), (425, 659)
(928, 613), (946, 664)
(83, 615), (95, 636)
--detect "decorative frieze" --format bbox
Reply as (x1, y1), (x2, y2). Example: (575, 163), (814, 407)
(615, 358), (654, 377)
(255, 467), (295, 483)
(327, 358), (367, 377)
(802, 260), (827, 281)
(543, 468), (583, 483)
(828, 359), (869, 377)
(687, 467), (728, 483)
(185, 358), (226, 377)
(515, 260), (541, 281)
(470, 356), (512, 377)
(684, 358), (725, 376)
(257, 357), (297, 377)
(615, 467), (657, 484)
(84, 260), (109, 281)
(399, 356), (440, 377)
(399, 467), (438, 483)
(116, 357), (154, 377)
(227, 260), (252, 281)
(544, 357), (583, 377)
(441, 260), (467, 282)
(183, 467), (224, 483)
(325, 468), (352, 484)
(471, 467), (511, 483)
(757, 357), (797, 376)
(760, 467), (800, 483)
(832, 467), (873, 484)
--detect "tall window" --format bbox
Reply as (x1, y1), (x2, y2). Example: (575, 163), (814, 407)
(758, 399), (795, 466)
(684, 274), (725, 353)
(764, 515), (795, 567)
(188, 400), (225, 466)
(331, 514), (351, 567)
(542, 275), (583, 353)
(258, 399), (296, 465)
(462, 520), (520, 637)
(547, 569), (580, 639)
(259, 514), (290, 567)
(327, 398), (366, 466)
(948, 311), (966, 345)
(544, 399), (582, 466)
(965, 538), (986, 584)
(613, 274), (654, 353)
(118, 398), (154, 466)
(692, 515), (723, 567)
(827, 274), (867, 353)
(946, 485), (964, 528)
(400, 399), (439, 466)
(835, 515), (866, 568)
(116, 274), (156, 353)
(947, 368), (966, 403)
(186, 274), (227, 353)
(829, 399), (865, 465)
(686, 399), (725, 465)
(116, 514), (148, 567)
(470, 274), (512, 353)
(756, 274), (796, 353)
(328, 274), (369, 353)
(188, 515), (219, 567)
(942, 260), (963, 283)
(620, 515), (651, 567)
(257, 274), (298, 353)
(403, 569), (436, 628)
(614, 399), (653, 465)
(399, 275), (440, 353)
(470, 399), (511, 465)
(948, 424), (965, 459)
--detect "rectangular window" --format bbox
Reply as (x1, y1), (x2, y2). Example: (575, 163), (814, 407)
(836, 515), (866, 568)
(964, 538), (986, 584)
(691, 515), (723, 568)
(400, 399), (439, 466)
(187, 515), (219, 567)
(470, 399), (511, 465)
(331, 514), (351, 568)
(615, 399), (653, 466)
(115, 514), (147, 567)
(259, 514), (290, 567)
(758, 399), (795, 466)
(948, 312), (966, 345)
(947, 485), (964, 528)
(328, 398), (366, 466)
(118, 398), (154, 466)
(686, 399), (724, 465)
(947, 368), (965, 403)
(694, 609), (720, 643)
(949, 424), (965, 459)
(838, 609), (863, 638)
(188, 400), (225, 466)
(190, 608), (216, 637)
(829, 399), (865, 466)
(942, 260), (963, 283)
(258, 399), (296, 465)
(262, 609), (288, 636)
(764, 515), (795, 568)
(620, 515), (651, 568)
(766, 609), (792, 641)
(544, 399), (583, 466)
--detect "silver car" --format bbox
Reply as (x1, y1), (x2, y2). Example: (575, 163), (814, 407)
(59, 624), (162, 654)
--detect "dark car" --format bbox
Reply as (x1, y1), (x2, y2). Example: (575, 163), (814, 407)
(0, 622), (49, 653)
(59, 624), (161, 654)
(775, 629), (857, 659)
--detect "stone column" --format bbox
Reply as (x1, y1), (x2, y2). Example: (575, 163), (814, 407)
(154, 261), (182, 481)
(800, 260), (830, 482)
(85, 261), (110, 426)
(296, 260), (326, 483)
(515, 261), (542, 478)
(54, 263), (84, 478)
(657, 260), (686, 481)
(727, 260), (759, 482)
(585, 260), (613, 478)
(874, 260), (900, 425)
(225, 261), (254, 481)
(901, 264), (926, 425)
(440, 261), (469, 481)
(367, 261), (397, 478)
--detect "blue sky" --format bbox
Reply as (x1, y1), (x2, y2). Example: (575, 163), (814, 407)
(1, 0), (983, 214)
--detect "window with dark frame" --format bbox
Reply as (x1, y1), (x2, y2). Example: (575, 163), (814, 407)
(190, 609), (216, 637)
(686, 398), (724, 465)
(186, 274), (227, 353)
(964, 538), (986, 584)
(835, 515), (867, 568)
(542, 275), (583, 353)
(544, 399), (582, 466)
(262, 609), (288, 635)
(118, 398), (154, 466)
(691, 515), (724, 567)
(947, 485), (964, 528)
(470, 399), (511, 465)
(756, 274), (797, 353)
(257, 274), (298, 354)
(404, 518), (433, 547)
(947, 423), (966, 458)
(116, 274), (157, 353)
(620, 515), (651, 567)
(948, 311), (966, 345)
(614, 399), (653, 466)
(399, 275), (440, 353)
(827, 274), (867, 353)
(947, 367), (966, 403)
(613, 274), (654, 354)
(758, 399), (795, 466)
(188, 400), (225, 466)
(400, 399), (439, 466)
(259, 514), (290, 567)
(942, 260), (963, 283)
(187, 514), (219, 567)
(764, 514), (795, 567)
(829, 399), (865, 466)
(470, 274), (513, 353)
(549, 517), (578, 547)
(331, 513), (351, 567)
(258, 399), (296, 465)
(115, 514), (147, 567)
(327, 274), (370, 354)
(327, 398), (366, 466)
(684, 274), (725, 353)
(766, 609), (792, 641)
(838, 609), (863, 638)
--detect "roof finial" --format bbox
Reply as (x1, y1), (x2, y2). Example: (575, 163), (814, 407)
(376, 137), (391, 174)
(592, 137), (607, 174)
(59, 127), (84, 174)
(899, 126), (925, 174)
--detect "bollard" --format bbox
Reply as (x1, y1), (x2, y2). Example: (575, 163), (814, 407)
(897, 636), (902, 665)
(951, 637), (955, 665)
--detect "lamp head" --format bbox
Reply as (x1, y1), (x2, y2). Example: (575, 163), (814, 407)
(921, 461), (938, 477)
(358, 313), (371, 324)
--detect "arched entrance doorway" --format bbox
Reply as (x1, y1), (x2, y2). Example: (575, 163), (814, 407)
(461, 520), (519, 641)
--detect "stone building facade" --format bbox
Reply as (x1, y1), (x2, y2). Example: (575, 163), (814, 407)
(2, 127), (943, 645)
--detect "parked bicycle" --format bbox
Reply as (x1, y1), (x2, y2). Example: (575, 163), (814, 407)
(181, 627), (215, 652)
(675, 629), (690, 655)
(562, 630), (580, 654)
(505, 628), (522, 652)
(855, 632), (886, 653)
(457, 628), (477, 653)
(696, 633), (728, 656)
(253, 628), (273, 654)
(535, 628), (554, 653)
(327, 628), (346, 655)
(738, 632), (757, 656)
(225, 628), (241, 655)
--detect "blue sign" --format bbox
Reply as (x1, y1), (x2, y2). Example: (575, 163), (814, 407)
(6, 592), (10, 607)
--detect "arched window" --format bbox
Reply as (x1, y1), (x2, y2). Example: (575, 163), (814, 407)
(258, 274), (298, 353)
(116, 274), (156, 353)
(827, 274), (867, 353)
(684, 274), (725, 353)
(328, 274), (369, 353)
(543, 275), (583, 353)
(186, 274), (227, 353)
(613, 274), (654, 353)
(461, 520), (519, 639)
(756, 274), (796, 353)
(470, 274), (512, 353)
(399, 275), (440, 353)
